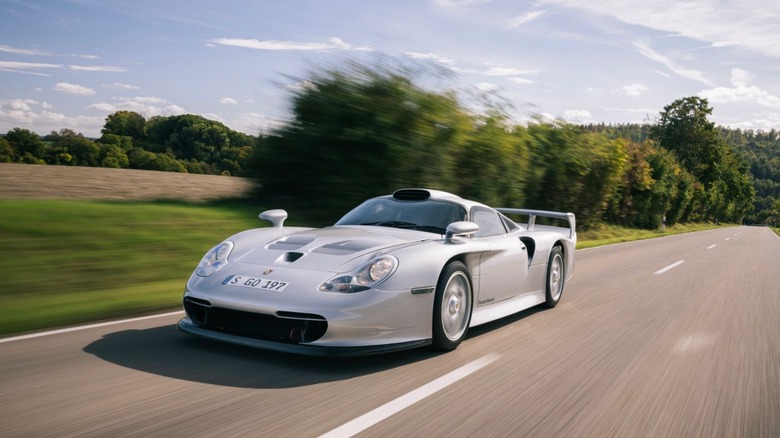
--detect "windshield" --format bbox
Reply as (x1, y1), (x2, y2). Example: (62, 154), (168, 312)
(336, 198), (467, 235)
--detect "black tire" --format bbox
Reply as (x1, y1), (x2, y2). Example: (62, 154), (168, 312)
(431, 261), (473, 351)
(545, 245), (565, 308)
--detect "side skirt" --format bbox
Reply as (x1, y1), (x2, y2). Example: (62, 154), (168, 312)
(469, 290), (545, 327)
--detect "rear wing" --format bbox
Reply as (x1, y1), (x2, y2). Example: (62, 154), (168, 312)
(496, 208), (576, 239)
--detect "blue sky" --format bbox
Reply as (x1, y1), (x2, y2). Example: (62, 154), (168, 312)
(2, 0), (779, 137)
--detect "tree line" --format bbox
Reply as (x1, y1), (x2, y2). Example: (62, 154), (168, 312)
(0, 112), (254, 176)
(252, 63), (758, 229)
(2, 62), (775, 228)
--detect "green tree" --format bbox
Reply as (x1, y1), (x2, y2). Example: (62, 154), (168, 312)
(99, 144), (129, 168)
(651, 97), (722, 184)
(651, 97), (754, 223)
(127, 148), (186, 172)
(5, 128), (46, 163)
(454, 113), (528, 207)
(522, 121), (627, 229)
(45, 129), (101, 166)
(102, 111), (147, 139)
(252, 63), (471, 216)
(0, 137), (13, 162)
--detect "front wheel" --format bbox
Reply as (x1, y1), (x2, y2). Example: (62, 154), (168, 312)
(545, 246), (565, 308)
(432, 261), (473, 350)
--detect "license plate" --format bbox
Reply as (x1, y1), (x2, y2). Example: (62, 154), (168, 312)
(223, 275), (290, 292)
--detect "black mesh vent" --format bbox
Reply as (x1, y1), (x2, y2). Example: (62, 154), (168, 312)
(185, 303), (328, 344)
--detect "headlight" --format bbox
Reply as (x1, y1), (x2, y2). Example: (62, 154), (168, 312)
(195, 241), (233, 277)
(319, 256), (398, 293)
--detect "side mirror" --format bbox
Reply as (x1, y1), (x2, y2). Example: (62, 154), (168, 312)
(259, 209), (287, 228)
(445, 221), (479, 244)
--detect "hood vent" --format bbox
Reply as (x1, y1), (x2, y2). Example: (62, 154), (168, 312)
(282, 252), (304, 263)
(312, 239), (382, 256)
(268, 234), (316, 250)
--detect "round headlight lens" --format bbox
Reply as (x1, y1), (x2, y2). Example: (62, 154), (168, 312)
(369, 257), (394, 281)
(319, 256), (397, 293)
(196, 241), (233, 277)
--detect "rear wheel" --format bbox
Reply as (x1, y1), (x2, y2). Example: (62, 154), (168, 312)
(545, 245), (565, 308)
(432, 261), (472, 350)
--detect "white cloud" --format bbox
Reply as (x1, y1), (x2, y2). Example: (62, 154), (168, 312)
(509, 10), (546, 28)
(52, 82), (96, 96)
(69, 65), (127, 72)
(622, 83), (649, 96)
(633, 41), (714, 86)
(0, 43), (98, 59)
(433, 0), (492, 7)
(562, 109), (592, 122)
(719, 113), (780, 131)
(508, 77), (535, 85)
(226, 112), (286, 135)
(87, 97), (187, 118)
(87, 102), (117, 112)
(285, 81), (316, 92)
(0, 60), (62, 75)
(0, 60), (125, 75)
(220, 97), (238, 105)
(476, 82), (500, 92)
(483, 67), (539, 76)
(105, 82), (140, 90)
(209, 37), (372, 52)
(403, 51), (456, 65)
(729, 68), (753, 88)
(541, 0), (780, 58)
(0, 44), (50, 56)
(697, 68), (780, 108)
(0, 99), (103, 136)
(117, 96), (167, 104)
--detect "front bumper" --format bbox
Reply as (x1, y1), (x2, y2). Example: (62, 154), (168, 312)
(177, 318), (430, 357)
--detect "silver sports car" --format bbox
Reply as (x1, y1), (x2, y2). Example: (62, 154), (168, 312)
(177, 188), (576, 356)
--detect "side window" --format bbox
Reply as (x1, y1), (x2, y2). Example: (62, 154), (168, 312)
(500, 213), (519, 232)
(471, 208), (506, 238)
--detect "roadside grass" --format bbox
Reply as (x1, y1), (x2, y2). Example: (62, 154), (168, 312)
(0, 199), (743, 336)
(0, 199), (267, 335)
(575, 222), (729, 249)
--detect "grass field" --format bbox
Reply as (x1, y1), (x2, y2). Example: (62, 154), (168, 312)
(0, 199), (266, 335)
(0, 199), (740, 336)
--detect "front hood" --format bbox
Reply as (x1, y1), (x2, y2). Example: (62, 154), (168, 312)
(231, 225), (437, 272)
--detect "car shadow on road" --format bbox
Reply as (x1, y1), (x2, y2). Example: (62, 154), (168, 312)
(83, 304), (550, 389)
(83, 325), (440, 389)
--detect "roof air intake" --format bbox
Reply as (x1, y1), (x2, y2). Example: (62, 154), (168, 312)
(392, 189), (431, 200)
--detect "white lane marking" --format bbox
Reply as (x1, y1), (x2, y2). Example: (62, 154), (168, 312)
(673, 333), (716, 354)
(654, 260), (685, 275)
(707, 244), (717, 250)
(725, 237), (730, 241)
(0, 311), (183, 344)
(319, 354), (501, 438)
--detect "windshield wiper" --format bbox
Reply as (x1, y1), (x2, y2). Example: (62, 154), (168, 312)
(413, 225), (446, 234)
(360, 221), (417, 229)
(360, 221), (445, 234)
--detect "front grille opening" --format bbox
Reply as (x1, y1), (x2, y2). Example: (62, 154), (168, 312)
(183, 297), (211, 326)
(193, 306), (328, 344)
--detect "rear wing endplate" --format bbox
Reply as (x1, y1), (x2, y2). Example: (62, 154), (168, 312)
(496, 208), (576, 239)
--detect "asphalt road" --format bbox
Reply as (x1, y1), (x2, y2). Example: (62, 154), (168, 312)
(2, 226), (779, 437)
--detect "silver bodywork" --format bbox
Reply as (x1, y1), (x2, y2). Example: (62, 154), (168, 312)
(178, 189), (576, 356)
